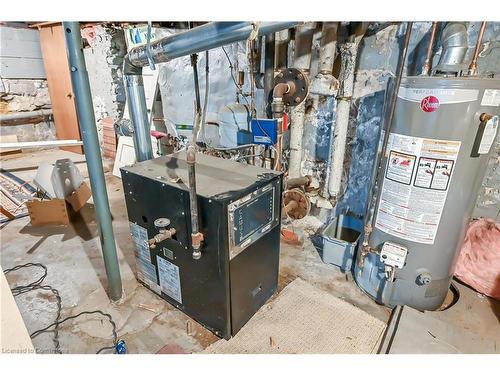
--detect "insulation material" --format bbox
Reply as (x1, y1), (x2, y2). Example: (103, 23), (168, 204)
(454, 219), (500, 300)
(204, 278), (386, 354)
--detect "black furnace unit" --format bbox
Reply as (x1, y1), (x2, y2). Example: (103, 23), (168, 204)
(121, 152), (282, 339)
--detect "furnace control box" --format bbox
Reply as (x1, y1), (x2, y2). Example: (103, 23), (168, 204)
(121, 152), (282, 338)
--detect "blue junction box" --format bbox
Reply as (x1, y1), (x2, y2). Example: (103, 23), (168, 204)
(251, 119), (278, 145)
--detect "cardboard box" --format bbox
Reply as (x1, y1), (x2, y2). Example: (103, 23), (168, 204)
(26, 181), (92, 226)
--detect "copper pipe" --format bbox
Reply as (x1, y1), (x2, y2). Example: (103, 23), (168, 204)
(284, 200), (299, 214)
(273, 82), (290, 98)
(468, 22), (487, 76)
(276, 132), (283, 171)
(421, 22), (438, 75)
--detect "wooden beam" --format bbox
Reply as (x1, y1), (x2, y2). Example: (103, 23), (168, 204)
(37, 23), (83, 154)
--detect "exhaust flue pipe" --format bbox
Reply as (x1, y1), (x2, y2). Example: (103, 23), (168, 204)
(433, 22), (468, 75)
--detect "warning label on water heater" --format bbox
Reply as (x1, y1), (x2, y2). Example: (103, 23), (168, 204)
(375, 133), (461, 244)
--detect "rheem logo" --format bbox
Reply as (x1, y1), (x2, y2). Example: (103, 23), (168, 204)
(420, 95), (440, 113)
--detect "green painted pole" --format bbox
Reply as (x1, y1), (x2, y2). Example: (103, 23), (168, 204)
(63, 22), (123, 301)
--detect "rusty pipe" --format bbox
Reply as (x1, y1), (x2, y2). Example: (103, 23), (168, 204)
(187, 145), (204, 259)
(287, 175), (312, 189)
(273, 82), (291, 98)
(421, 22), (438, 76)
(284, 200), (299, 215)
(468, 22), (487, 76)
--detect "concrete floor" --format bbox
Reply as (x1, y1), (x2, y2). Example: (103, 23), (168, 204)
(0, 149), (498, 354)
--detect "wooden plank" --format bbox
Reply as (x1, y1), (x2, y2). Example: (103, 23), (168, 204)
(1, 272), (35, 353)
(37, 23), (83, 154)
(0, 134), (21, 155)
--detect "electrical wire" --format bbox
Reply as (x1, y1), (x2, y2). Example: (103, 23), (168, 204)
(201, 50), (210, 145)
(3, 263), (119, 354)
(220, 45), (278, 168)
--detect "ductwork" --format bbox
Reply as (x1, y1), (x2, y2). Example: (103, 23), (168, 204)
(433, 22), (468, 75)
(123, 22), (297, 162)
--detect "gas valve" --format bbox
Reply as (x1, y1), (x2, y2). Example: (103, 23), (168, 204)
(148, 218), (176, 249)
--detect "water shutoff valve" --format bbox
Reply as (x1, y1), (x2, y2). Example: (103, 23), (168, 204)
(148, 218), (176, 249)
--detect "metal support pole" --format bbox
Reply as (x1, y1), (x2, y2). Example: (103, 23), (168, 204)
(125, 75), (153, 162)
(63, 22), (123, 301)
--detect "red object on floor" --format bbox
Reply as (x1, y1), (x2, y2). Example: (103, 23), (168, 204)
(156, 343), (187, 354)
(454, 218), (500, 300)
(280, 228), (303, 246)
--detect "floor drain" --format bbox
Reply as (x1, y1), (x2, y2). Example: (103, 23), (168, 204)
(437, 282), (460, 311)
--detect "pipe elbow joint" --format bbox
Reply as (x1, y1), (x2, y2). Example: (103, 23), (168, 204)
(123, 55), (143, 76)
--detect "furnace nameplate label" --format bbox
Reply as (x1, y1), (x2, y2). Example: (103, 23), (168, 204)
(375, 133), (461, 244)
(130, 222), (150, 261)
(130, 222), (158, 287)
(157, 256), (182, 304)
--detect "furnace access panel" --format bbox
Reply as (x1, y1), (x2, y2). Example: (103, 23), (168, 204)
(121, 152), (283, 338)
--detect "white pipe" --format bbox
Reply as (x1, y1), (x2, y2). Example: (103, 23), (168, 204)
(0, 139), (83, 149)
(288, 23), (316, 179)
(327, 41), (360, 198)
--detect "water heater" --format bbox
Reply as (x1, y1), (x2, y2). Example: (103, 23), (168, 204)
(355, 76), (500, 310)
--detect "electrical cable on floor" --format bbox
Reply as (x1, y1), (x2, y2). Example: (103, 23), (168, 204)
(3, 262), (124, 354)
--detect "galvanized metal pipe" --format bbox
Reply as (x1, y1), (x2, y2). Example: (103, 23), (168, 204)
(434, 22), (468, 74)
(126, 22), (297, 69)
(63, 22), (123, 301)
(125, 75), (153, 162)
